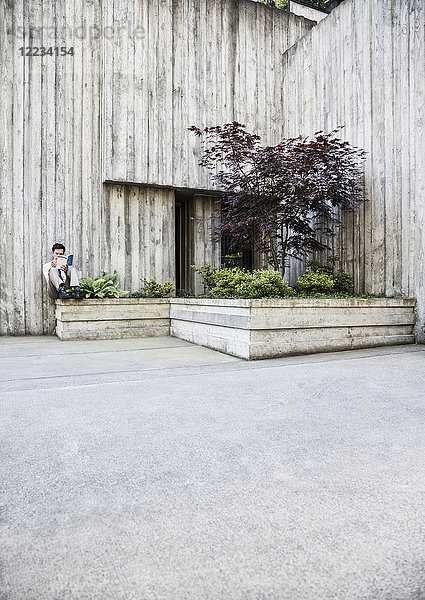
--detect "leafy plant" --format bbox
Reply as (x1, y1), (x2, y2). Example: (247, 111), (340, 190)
(307, 256), (354, 293)
(191, 265), (216, 291)
(205, 267), (251, 298)
(222, 252), (243, 269)
(262, 0), (288, 8)
(176, 289), (192, 298)
(189, 122), (367, 277)
(244, 269), (294, 298)
(296, 270), (335, 295)
(192, 265), (294, 299)
(130, 278), (175, 298)
(262, 0), (334, 9)
(78, 270), (128, 298)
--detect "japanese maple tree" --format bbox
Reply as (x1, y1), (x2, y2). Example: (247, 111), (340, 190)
(189, 122), (367, 276)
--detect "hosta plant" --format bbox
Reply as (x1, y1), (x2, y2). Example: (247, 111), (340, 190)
(77, 270), (128, 298)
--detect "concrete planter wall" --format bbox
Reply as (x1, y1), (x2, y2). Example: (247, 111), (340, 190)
(56, 297), (417, 360)
(170, 298), (417, 360)
(55, 298), (170, 340)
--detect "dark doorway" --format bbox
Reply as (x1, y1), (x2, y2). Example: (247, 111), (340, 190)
(175, 191), (222, 294)
(175, 193), (189, 293)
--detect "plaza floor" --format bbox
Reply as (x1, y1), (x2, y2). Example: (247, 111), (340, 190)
(1, 336), (425, 600)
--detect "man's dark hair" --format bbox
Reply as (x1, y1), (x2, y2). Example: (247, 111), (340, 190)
(52, 242), (66, 252)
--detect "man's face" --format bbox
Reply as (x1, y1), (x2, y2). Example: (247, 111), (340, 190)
(52, 248), (65, 260)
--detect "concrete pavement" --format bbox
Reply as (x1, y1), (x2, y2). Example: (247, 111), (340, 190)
(1, 336), (425, 600)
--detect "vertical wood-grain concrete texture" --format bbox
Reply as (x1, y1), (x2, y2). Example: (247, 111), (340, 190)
(103, 0), (314, 188)
(281, 0), (425, 340)
(0, 0), (103, 335)
(0, 0), (314, 336)
(103, 185), (176, 293)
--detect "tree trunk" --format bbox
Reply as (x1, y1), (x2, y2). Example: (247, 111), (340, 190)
(268, 233), (280, 273)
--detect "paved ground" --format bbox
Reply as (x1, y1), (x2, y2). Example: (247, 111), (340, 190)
(1, 336), (425, 600)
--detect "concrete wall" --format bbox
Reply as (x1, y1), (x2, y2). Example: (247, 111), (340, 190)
(103, 0), (314, 188)
(0, 0), (313, 335)
(281, 0), (425, 340)
(0, 0), (103, 335)
(103, 185), (176, 294)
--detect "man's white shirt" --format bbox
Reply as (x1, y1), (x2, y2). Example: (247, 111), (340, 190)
(43, 262), (65, 284)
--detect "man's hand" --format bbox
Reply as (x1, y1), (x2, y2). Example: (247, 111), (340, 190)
(51, 260), (57, 267)
(60, 264), (68, 273)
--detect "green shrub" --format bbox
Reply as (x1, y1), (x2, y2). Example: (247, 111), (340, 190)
(296, 270), (335, 295)
(209, 267), (251, 298)
(131, 278), (174, 298)
(78, 270), (128, 298)
(191, 265), (216, 291)
(306, 256), (354, 293)
(332, 270), (355, 293)
(192, 265), (294, 299)
(176, 289), (192, 298)
(241, 269), (293, 299)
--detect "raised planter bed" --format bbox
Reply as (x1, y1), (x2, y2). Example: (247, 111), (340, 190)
(55, 297), (417, 359)
(55, 298), (170, 340)
(170, 298), (417, 360)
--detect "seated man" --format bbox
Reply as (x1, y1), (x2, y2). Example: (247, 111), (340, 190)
(43, 242), (83, 300)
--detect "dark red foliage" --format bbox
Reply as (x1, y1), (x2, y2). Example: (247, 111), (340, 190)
(189, 122), (367, 275)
